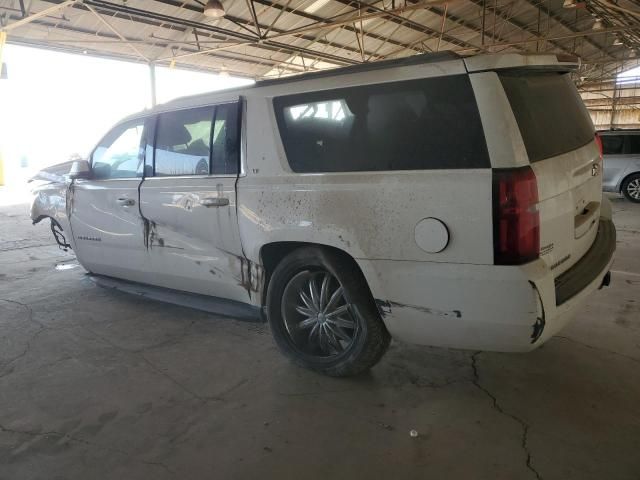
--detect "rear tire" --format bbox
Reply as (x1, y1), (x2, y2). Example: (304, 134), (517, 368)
(622, 173), (640, 203)
(266, 246), (390, 377)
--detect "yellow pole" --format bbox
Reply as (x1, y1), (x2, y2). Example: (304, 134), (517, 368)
(0, 31), (5, 64)
(0, 31), (6, 186)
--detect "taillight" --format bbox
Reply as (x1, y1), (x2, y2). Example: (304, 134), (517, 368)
(594, 133), (603, 160)
(493, 167), (540, 265)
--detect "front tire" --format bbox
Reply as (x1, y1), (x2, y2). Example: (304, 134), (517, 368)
(266, 247), (390, 377)
(622, 173), (640, 203)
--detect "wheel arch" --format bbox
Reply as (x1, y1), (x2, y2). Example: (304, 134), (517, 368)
(619, 170), (640, 193)
(258, 241), (378, 311)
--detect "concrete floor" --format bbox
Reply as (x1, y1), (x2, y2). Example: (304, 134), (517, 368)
(0, 194), (639, 480)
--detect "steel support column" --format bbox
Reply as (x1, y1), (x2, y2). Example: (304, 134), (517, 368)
(149, 62), (157, 107)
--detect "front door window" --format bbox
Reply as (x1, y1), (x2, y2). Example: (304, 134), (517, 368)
(92, 121), (145, 179)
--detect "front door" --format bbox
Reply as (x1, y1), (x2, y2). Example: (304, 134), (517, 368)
(70, 118), (150, 282)
(139, 101), (249, 303)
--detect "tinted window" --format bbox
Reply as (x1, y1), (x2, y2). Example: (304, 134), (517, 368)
(273, 75), (489, 172)
(155, 107), (214, 176)
(627, 135), (640, 154)
(601, 135), (624, 155)
(211, 103), (240, 175)
(92, 120), (144, 179)
(500, 72), (594, 163)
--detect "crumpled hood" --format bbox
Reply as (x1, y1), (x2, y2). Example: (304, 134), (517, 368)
(28, 160), (76, 184)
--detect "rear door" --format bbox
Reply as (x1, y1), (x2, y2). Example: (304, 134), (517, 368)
(139, 101), (249, 303)
(70, 119), (150, 282)
(499, 71), (601, 275)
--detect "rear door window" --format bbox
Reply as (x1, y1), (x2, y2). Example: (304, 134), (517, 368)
(155, 107), (214, 176)
(210, 103), (240, 175)
(150, 103), (240, 177)
(601, 135), (624, 155)
(500, 72), (594, 163)
(273, 75), (489, 172)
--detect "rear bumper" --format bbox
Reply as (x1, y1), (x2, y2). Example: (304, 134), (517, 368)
(529, 218), (615, 345)
(554, 219), (615, 306)
(357, 218), (616, 352)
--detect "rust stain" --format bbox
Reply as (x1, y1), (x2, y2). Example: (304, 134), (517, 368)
(142, 218), (156, 249)
(237, 257), (265, 300)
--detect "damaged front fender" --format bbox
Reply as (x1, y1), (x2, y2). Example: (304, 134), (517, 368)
(30, 179), (75, 251)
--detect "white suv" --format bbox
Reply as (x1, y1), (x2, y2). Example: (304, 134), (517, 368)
(31, 52), (616, 376)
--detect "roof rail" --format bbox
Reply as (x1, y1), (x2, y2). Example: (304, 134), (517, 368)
(255, 51), (461, 88)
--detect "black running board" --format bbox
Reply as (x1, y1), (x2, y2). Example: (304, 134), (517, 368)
(89, 274), (262, 322)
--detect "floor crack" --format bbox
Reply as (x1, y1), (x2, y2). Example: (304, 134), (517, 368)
(0, 298), (48, 329)
(1, 298), (220, 404)
(0, 299), (48, 377)
(553, 335), (640, 364)
(0, 422), (175, 475)
(79, 323), (223, 404)
(471, 352), (542, 480)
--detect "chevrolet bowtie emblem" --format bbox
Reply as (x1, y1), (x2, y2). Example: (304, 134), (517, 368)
(591, 163), (600, 176)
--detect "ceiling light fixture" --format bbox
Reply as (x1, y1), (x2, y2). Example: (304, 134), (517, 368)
(613, 38), (623, 46)
(203, 0), (225, 18)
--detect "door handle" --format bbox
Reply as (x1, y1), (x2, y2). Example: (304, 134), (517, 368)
(117, 197), (135, 207)
(200, 197), (230, 207)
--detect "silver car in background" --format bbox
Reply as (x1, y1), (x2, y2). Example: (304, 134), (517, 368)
(599, 129), (640, 202)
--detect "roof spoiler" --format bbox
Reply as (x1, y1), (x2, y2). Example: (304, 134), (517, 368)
(464, 53), (581, 73)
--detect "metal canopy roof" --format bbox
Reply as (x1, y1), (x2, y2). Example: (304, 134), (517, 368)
(2, 0), (640, 84)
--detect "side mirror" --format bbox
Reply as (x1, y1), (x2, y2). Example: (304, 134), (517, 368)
(69, 160), (91, 180)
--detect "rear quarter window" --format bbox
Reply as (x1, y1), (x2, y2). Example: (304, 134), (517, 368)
(601, 135), (624, 155)
(626, 135), (640, 154)
(500, 72), (594, 163)
(273, 75), (490, 173)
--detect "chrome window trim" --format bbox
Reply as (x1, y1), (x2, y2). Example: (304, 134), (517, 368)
(142, 174), (238, 180)
(75, 177), (143, 183)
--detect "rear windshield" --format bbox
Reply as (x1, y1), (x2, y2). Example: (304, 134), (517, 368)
(500, 72), (594, 163)
(273, 75), (490, 173)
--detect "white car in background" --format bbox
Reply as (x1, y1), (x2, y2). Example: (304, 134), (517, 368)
(599, 129), (640, 202)
(31, 52), (615, 376)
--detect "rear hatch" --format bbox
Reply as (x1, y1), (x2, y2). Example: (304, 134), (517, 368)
(499, 70), (602, 276)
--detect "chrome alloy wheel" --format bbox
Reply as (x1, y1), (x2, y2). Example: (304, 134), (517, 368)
(627, 178), (640, 200)
(281, 270), (358, 358)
